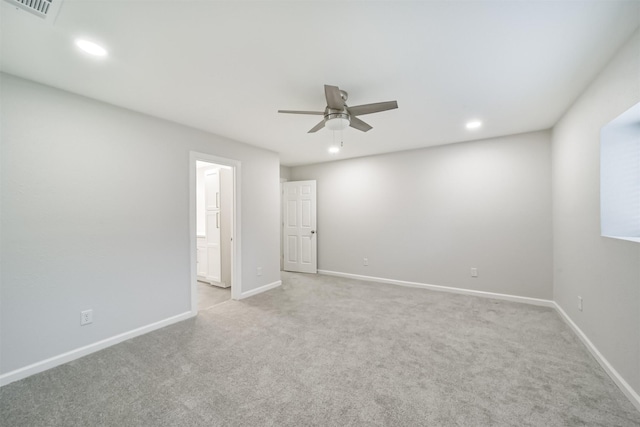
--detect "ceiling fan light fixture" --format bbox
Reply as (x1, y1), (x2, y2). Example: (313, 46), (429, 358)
(328, 145), (340, 154)
(325, 112), (350, 131)
(278, 84), (397, 134)
(326, 117), (349, 131)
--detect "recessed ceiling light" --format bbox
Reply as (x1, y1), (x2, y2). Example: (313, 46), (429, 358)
(328, 146), (340, 154)
(75, 39), (108, 57)
(466, 120), (482, 130)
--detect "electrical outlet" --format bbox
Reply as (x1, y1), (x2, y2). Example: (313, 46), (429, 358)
(470, 267), (478, 277)
(363, 258), (369, 266)
(578, 296), (583, 311)
(80, 309), (93, 326)
(257, 267), (262, 276)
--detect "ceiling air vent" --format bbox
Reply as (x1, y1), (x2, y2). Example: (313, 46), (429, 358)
(3, 0), (63, 23)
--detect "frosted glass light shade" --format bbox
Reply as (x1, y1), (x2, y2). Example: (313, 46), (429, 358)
(326, 117), (350, 131)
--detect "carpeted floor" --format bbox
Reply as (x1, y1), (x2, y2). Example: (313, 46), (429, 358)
(1, 272), (639, 426)
(197, 281), (230, 311)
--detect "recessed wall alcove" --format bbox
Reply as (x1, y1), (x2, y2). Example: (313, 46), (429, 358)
(601, 101), (640, 243)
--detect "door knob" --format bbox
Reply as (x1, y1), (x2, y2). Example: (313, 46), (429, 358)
(311, 230), (316, 234)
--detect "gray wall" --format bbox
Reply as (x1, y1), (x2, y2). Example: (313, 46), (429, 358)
(552, 29), (640, 393)
(280, 165), (291, 181)
(291, 130), (553, 299)
(0, 74), (281, 374)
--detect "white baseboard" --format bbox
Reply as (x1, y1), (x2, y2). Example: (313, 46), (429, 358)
(0, 310), (195, 387)
(317, 269), (640, 412)
(238, 280), (281, 299)
(318, 270), (554, 307)
(553, 302), (640, 412)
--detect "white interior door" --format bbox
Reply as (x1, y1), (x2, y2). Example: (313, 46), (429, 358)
(283, 180), (317, 273)
(205, 169), (221, 283)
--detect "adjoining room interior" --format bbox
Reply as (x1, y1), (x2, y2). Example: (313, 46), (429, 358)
(195, 160), (233, 310)
(1, 1), (639, 425)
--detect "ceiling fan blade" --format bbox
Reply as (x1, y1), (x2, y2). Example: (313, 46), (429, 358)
(278, 110), (325, 115)
(348, 101), (398, 116)
(324, 85), (345, 110)
(308, 120), (326, 133)
(349, 116), (373, 132)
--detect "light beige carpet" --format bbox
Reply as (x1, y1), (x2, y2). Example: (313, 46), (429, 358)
(197, 281), (230, 311)
(1, 272), (639, 426)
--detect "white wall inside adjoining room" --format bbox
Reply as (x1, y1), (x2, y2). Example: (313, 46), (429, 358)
(290, 130), (553, 300)
(552, 29), (640, 395)
(0, 73), (281, 376)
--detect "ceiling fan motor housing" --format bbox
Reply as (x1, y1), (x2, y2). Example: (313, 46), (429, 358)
(325, 108), (350, 122)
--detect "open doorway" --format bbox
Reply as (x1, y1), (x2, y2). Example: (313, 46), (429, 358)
(190, 152), (241, 314)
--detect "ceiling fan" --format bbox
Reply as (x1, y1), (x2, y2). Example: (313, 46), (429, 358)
(278, 85), (398, 133)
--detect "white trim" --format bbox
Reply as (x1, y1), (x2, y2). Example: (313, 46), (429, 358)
(318, 270), (555, 307)
(189, 152), (242, 313)
(0, 311), (195, 387)
(603, 235), (640, 243)
(553, 302), (640, 412)
(238, 280), (282, 300)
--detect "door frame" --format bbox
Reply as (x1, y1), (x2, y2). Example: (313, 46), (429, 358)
(189, 151), (242, 314)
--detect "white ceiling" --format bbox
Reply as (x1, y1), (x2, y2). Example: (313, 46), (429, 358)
(1, 1), (638, 166)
